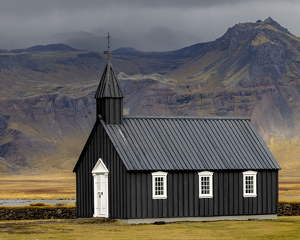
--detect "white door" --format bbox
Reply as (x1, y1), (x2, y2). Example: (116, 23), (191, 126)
(93, 173), (109, 217)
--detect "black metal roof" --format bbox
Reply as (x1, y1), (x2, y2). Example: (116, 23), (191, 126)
(102, 116), (281, 171)
(94, 60), (123, 98)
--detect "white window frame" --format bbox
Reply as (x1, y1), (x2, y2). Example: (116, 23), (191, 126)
(152, 171), (168, 199)
(198, 171), (213, 198)
(243, 171), (257, 197)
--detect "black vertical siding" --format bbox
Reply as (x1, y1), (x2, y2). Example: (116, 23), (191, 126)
(219, 172), (224, 215)
(96, 98), (123, 125)
(119, 170), (278, 219)
(75, 121), (128, 218)
(189, 175), (196, 216)
(104, 138), (128, 219)
(228, 172), (234, 215)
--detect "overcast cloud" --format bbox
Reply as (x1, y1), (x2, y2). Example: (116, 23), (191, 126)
(1, 0), (299, 51)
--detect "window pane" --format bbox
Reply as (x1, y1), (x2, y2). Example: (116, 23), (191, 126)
(154, 176), (165, 196)
(200, 176), (210, 195)
(245, 175), (254, 194)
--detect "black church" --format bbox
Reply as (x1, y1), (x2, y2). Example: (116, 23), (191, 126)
(73, 41), (281, 223)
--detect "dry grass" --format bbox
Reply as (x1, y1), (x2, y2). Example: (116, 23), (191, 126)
(0, 216), (300, 239)
(0, 171), (75, 200)
(268, 138), (300, 176)
(278, 176), (300, 202)
(268, 138), (300, 202)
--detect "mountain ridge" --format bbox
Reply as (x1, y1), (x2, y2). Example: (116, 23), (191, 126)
(111, 42), (209, 60)
(8, 43), (79, 53)
(0, 18), (300, 176)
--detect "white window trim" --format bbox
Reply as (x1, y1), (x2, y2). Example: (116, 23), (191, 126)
(198, 171), (213, 198)
(243, 171), (257, 197)
(152, 171), (168, 199)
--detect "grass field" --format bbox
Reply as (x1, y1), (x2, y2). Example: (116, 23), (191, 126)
(0, 172), (299, 202)
(269, 138), (300, 202)
(0, 216), (300, 239)
(278, 176), (300, 202)
(0, 172), (76, 200)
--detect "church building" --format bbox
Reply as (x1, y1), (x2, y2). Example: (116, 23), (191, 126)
(73, 38), (281, 224)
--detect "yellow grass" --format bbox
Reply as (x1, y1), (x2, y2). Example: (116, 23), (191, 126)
(251, 33), (270, 46)
(266, 137), (300, 202)
(0, 171), (75, 200)
(0, 216), (300, 239)
(278, 176), (300, 203)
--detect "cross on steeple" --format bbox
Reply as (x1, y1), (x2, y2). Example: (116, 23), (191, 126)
(104, 32), (111, 60)
(107, 32), (111, 47)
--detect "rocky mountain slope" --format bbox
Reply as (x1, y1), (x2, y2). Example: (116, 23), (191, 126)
(0, 43), (196, 101)
(1, 17), (300, 176)
(123, 18), (300, 142)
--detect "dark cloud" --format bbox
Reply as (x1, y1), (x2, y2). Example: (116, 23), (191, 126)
(1, 0), (295, 13)
(58, 27), (202, 52)
(0, 1), (299, 51)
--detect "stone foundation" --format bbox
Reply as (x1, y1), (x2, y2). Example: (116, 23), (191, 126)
(278, 203), (300, 216)
(0, 207), (76, 220)
(0, 203), (299, 221)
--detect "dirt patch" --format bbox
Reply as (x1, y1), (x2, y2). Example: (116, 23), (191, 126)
(280, 187), (292, 191)
(0, 218), (118, 227)
(280, 181), (300, 184)
(1, 179), (54, 183)
(26, 189), (73, 194)
(0, 225), (42, 234)
(77, 218), (117, 225)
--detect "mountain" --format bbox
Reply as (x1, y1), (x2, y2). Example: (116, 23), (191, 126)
(1, 18), (300, 177)
(111, 42), (208, 60)
(0, 43), (203, 173)
(117, 18), (300, 142)
(163, 17), (300, 142)
(0, 43), (197, 101)
(0, 93), (95, 173)
(10, 43), (79, 53)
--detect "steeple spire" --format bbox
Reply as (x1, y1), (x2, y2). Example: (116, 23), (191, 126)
(94, 33), (124, 125)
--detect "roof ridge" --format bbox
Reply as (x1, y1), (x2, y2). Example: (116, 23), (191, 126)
(123, 115), (251, 121)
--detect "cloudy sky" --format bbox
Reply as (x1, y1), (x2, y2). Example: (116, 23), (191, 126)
(1, 0), (300, 51)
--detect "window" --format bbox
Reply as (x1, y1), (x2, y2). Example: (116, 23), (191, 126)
(198, 171), (213, 198)
(152, 171), (168, 199)
(243, 171), (257, 197)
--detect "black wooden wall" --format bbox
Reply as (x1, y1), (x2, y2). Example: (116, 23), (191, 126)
(114, 170), (278, 219)
(96, 98), (123, 124)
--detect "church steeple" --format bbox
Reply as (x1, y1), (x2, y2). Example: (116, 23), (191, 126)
(95, 33), (124, 125)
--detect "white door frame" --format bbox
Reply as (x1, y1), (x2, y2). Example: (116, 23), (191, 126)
(92, 158), (109, 218)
